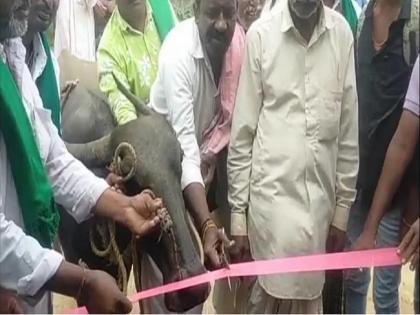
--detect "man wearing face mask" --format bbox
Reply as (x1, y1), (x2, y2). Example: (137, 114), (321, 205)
(228, 0), (358, 312)
(148, 0), (244, 311)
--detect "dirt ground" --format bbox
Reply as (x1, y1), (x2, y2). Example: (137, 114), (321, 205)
(54, 265), (416, 314)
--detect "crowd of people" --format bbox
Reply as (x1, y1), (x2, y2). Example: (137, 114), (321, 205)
(0, 0), (418, 314)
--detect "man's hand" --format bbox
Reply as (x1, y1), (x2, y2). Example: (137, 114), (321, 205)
(353, 229), (376, 251)
(103, 0), (116, 15)
(78, 270), (132, 314)
(94, 0), (108, 18)
(123, 191), (163, 237)
(229, 235), (256, 283)
(326, 226), (347, 253)
(398, 218), (419, 270)
(0, 288), (23, 314)
(200, 152), (217, 187)
(95, 189), (162, 237)
(229, 235), (252, 263)
(202, 222), (233, 270)
(105, 172), (125, 193)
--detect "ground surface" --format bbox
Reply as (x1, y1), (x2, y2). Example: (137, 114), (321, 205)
(54, 265), (415, 314)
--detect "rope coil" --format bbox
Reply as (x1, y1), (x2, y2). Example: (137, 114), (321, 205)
(89, 142), (137, 294)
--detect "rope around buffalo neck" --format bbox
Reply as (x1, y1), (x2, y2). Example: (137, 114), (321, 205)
(89, 142), (138, 295)
(88, 142), (204, 304)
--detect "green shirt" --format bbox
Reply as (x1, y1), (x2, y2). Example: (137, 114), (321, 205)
(98, 6), (161, 125)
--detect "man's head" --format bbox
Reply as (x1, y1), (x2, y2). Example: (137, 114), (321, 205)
(0, 0), (30, 41)
(288, 0), (321, 20)
(116, 0), (145, 29)
(194, 0), (237, 59)
(27, 0), (59, 34)
(238, 0), (264, 31)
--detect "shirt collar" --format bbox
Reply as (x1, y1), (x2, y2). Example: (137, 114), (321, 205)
(366, 0), (411, 19)
(191, 19), (205, 59)
(279, 1), (334, 33)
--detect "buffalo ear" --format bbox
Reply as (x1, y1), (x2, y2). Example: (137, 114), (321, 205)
(112, 142), (137, 181)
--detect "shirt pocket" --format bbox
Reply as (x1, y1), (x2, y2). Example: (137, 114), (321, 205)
(318, 90), (342, 141)
(33, 107), (52, 162)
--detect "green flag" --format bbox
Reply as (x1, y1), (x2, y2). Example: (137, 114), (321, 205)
(342, 0), (358, 34)
(36, 32), (61, 133)
(0, 59), (59, 248)
(149, 0), (178, 41)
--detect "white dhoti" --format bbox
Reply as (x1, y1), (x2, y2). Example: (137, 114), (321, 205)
(247, 281), (323, 314)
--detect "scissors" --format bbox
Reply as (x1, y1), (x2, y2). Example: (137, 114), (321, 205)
(219, 228), (234, 290)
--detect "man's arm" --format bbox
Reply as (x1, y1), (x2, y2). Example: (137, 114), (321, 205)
(0, 213), (63, 296)
(0, 213), (132, 313)
(98, 47), (137, 125)
(333, 39), (359, 233)
(151, 41), (232, 268)
(354, 58), (419, 250)
(152, 48), (208, 222)
(228, 27), (263, 239)
(363, 112), (418, 231)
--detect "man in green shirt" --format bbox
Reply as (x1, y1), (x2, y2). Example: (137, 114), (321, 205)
(97, 0), (175, 125)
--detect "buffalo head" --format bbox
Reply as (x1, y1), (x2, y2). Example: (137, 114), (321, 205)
(63, 80), (210, 312)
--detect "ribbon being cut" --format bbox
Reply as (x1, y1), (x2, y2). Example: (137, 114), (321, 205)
(67, 247), (401, 314)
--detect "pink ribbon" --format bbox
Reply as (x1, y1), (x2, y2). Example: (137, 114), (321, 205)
(67, 248), (401, 314)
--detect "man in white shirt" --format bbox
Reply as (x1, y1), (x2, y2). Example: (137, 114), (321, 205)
(0, 0), (162, 312)
(0, 212), (133, 314)
(147, 0), (244, 313)
(22, 0), (60, 80)
(22, 0), (61, 131)
(228, 0), (358, 312)
(150, 0), (240, 270)
(54, 0), (106, 62)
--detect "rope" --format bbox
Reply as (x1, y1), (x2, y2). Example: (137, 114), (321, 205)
(87, 141), (201, 310)
(88, 143), (137, 294)
(89, 219), (129, 294)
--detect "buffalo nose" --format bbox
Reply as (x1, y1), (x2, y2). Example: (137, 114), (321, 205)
(165, 282), (210, 312)
(164, 266), (210, 312)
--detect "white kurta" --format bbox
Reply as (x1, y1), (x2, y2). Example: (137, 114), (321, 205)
(149, 19), (219, 190)
(228, 2), (358, 300)
(54, 0), (98, 62)
(0, 38), (108, 311)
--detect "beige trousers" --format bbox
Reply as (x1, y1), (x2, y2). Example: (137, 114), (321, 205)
(248, 281), (323, 314)
(214, 279), (323, 314)
(213, 277), (254, 313)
